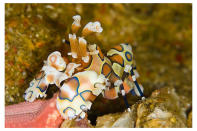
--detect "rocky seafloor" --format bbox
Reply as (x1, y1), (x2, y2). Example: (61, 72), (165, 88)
(5, 4), (192, 127)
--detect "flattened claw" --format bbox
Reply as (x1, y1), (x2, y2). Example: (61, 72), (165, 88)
(24, 78), (47, 102)
(24, 82), (40, 102)
(23, 91), (34, 102)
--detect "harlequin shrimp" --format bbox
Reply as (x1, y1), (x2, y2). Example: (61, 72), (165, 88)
(24, 50), (106, 119)
(24, 15), (145, 120)
(67, 15), (145, 110)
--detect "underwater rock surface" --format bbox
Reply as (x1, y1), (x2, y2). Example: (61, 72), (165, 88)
(95, 111), (135, 128)
(94, 87), (191, 128)
(60, 118), (93, 128)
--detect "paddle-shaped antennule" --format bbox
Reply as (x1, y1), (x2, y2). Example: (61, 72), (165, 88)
(82, 21), (103, 37)
(72, 15), (81, 34)
(78, 37), (89, 63)
(68, 34), (78, 58)
(47, 51), (67, 71)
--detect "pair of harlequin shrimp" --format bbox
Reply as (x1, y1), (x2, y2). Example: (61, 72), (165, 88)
(24, 15), (145, 120)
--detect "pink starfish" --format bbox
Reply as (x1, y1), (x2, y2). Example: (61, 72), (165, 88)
(5, 94), (64, 128)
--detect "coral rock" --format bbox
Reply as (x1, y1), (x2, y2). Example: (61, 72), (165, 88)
(60, 118), (93, 128)
(95, 87), (190, 128)
(96, 111), (136, 128)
